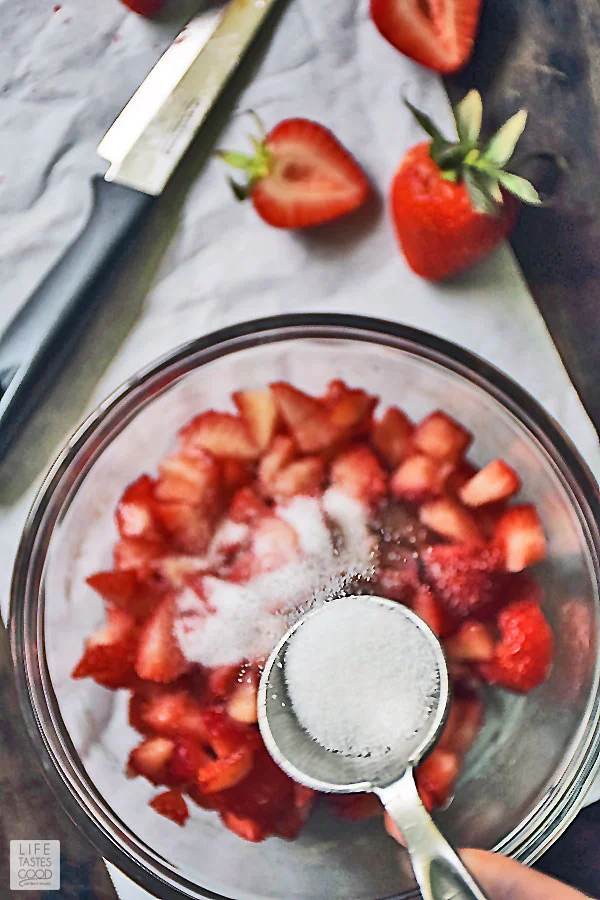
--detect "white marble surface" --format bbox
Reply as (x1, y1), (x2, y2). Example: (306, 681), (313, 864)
(1, 0), (599, 897)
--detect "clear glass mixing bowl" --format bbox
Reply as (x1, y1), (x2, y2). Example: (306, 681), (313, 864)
(10, 314), (600, 900)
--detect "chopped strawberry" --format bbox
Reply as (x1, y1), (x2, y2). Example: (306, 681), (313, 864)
(272, 806), (307, 840)
(220, 118), (370, 229)
(248, 515), (300, 574)
(179, 411), (259, 461)
(207, 665), (243, 701)
(421, 543), (505, 619)
(197, 745), (255, 793)
(221, 460), (254, 495)
(212, 746), (295, 829)
(413, 411), (472, 463)
(419, 497), (482, 544)
(372, 407), (414, 468)
(323, 381), (378, 436)
(113, 536), (166, 572)
(445, 460), (478, 496)
(415, 748), (459, 809)
(376, 559), (420, 603)
(228, 487), (270, 524)
(445, 621), (495, 662)
(270, 457), (325, 499)
(413, 585), (458, 637)
(390, 454), (452, 503)
(150, 790), (189, 826)
(459, 459), (521, 507)
(154, 502), (213, 555)
(233, 388), (278, 451)
(168, 740), (212, 786)
(270, 383), (340, 453)
(128, 737), (175, 786)
(330, 445), (387, 507)
(227, 675), (258, 724)
(86, 570), (166, 621)
(495, 504), (547, 572)
(135, 596), (191, 683)
(156, 449), (221, 506)
(219, 812), (267, 843)
(115, 475), (163, 542)
(201, 706), (261, 758)
(134, 689), (210, 742)
(72, 606), (138, 689)
(330, 793), (383, 820)
(438, 692), (483, 758)
(258, 435), (296, 491)
(481, 598), (553, 693)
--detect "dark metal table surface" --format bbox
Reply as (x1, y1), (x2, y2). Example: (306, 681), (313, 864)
(2, 0), (600, 897)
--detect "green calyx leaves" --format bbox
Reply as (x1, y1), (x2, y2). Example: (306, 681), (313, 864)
(405, 91), (542, 215)
(215, 111), (272, 201)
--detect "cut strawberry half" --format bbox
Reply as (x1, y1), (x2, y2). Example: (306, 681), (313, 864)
(419, 497), (482, 544)
(480, 597), (553, 693)
(150, 790), (189, 826)
(219, 118), (370, 229)
(369, 0), (482, 74)
(495, 504), (547, 572)
(372, 407), (414, 468)
(72, 606), (138, 689)
(156, 449), (221, 506)
(445, 621), (495, 662)
(197, 745), (255, 793)
(179, 411), (259, 461)
(390, 454), (452, 503)
(135, 596), (191, 683)
(128, 737), (176, 786)
(270, 383), (341, 453)
(413, 411), (472, 463)
(330, 445), (387, 508)
(270, 457), (324, 500)
(115, 475), (163, 541)
(233, 388), (278, 451)
(459, 459), (521, 507)
(421, 543), (505, 619)
(415, 748), (460, 808)
(154, 502), (214, 555)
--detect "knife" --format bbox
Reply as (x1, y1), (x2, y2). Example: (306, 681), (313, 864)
(0, 0), (280, 464)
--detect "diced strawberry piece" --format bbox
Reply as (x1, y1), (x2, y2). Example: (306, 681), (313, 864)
(197, 745), (255, 793)
(179, 411), (259, 460)
(227, 675), (258, 724)
(113, 537), (166, 572)
(330, 445), (387, 507)
(270, 382), (340, 453)
(128, 737), (175, 785)
(376, 559), (420, 603)
(372, 407), (414, 468)
(87, 570), (166, 621)
(495, 504), (547, 572)
(323, 381), (378, 436)
(504, 571), (543, 607)
(294, 783), (316, 813)
(168, 739), (212, 785)
(212, 746), (294, 828)
(415, 748), (459, 808)
(258, 435), (296, 488)
(459, 459), (521, 507)
(221, 460), (254, 494)
(201, 706), (261, 758)
(413, 585), (458, 637)
(228, 487), (270, 524)
(330, 793), (383, 820)
(115, 475), (163, 541)
(419, 497), (483, 544)
(249, 515), (300, 574)
(154, 502), (213, 555)
(156, 449), (221, 506)
(72, 606), (138, 689)
(445, 460), (478, 496)
(135, 596), (191, 683)
(233, 388), (278, 451)
(150, 790), (189, 826)
(220, 811), (267, 842)
(413, 411), (472, 463)
(208, 665), (242, 700)
(421, 543), (504, 619)
(271, 806), (307, 840)
(438, 692), (483, 758)
(135, 689), (210, 742)
(390, 454), (452, 503)
(480, 597), (553, 693)
(445, 621), (495, 662)
(270, 457), (324, 499)
(475, 500), (509, 541)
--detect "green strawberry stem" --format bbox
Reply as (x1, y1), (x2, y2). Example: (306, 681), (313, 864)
(405, 92), (542, 216)
(215, 111), (272, 201)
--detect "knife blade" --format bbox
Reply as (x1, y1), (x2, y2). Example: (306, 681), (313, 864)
(0, 0), (281, 464)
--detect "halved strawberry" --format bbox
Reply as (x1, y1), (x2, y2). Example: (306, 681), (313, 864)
(330, 793), (383, 820)
(372, 407), (414, 468)
(445, 621), (495, 662)
(135, 596), (191, 683)
(154, 502), (213, 555)
(421, 543), (504, 619)
(135, 689), (210, 743)
(480, 597), (553, 693)
(72, 606), (138, 689)
(87, 570), (166, 621)
(115, 474), (163, 542)
(228, 487), (270, 524)
(390, 454), (452, 503)
(197, 745), (255, 793)
(155, 449), (221, 506)
(370, 0), (482, 74)
(258, 435), (296, 491)
(128, 737), (176, 786)
(415, 748), (460, 809)
(179, 411), (259, 461)
(419, 497), (482, 544)
(495, 504), (547, 572)
(413, 585), (458, 637)
(219, 811), (267, 843)
(271, 383), (341, 453)
(150, 790), (189, 826)
(330, 445), (387, 508)
(233, 388), (278, 451)
(227, 674), (258, 724)
(219, 118), (370, 229)
(270, 457), (325, 500)
(459, 459), (521, 507)
(113, 537), (166, 572)
(323, 381), (378, 437)
(413, 411), (472, 462)
(168, 739), (212, 785)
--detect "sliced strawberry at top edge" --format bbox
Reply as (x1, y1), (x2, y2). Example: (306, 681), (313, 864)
(233, 388), (279, 452)
(179, 411), (260, 461)
(270, 382), (341, 453)
(372, 406), (414, 468)
(322, 381), (378, 436)
(412, 411), (472, 463)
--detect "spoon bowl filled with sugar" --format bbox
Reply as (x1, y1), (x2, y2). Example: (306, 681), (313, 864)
(258, 595), (489, 900)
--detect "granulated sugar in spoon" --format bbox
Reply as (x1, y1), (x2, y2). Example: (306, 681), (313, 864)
(258, 595), (488, 900)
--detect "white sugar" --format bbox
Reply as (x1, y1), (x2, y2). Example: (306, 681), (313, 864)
(284, 599), (440, 760)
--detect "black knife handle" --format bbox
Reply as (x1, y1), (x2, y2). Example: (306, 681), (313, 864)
(0, 176), (155, 463)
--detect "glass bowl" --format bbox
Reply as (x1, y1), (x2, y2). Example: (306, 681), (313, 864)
(10, 314), (600, 900)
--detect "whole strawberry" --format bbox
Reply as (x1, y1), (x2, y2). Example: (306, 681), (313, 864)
(392, 91), (541, 281)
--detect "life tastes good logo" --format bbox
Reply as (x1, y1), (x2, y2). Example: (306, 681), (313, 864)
(10, 841), (60, 891)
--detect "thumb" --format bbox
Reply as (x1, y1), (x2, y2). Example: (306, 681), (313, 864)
(461, 849), (591, 900)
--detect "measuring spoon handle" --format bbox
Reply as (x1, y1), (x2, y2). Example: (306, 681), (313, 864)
(377, 768), (489, 900)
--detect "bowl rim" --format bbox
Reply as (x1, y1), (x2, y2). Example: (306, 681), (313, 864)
(9, 312), (600, 900)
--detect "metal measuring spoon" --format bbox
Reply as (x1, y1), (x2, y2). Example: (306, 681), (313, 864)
(258, 595), (488, 900)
